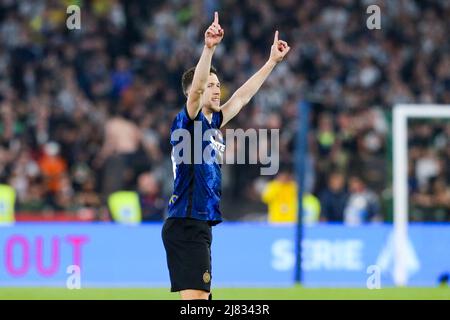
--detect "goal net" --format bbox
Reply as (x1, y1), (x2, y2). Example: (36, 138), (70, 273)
(392, 104), (450, 286)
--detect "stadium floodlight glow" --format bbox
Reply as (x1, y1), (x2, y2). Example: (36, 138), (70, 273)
(392, 104), (450, 286)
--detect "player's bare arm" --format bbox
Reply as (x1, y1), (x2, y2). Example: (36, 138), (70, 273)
(186, 12), (224, 120)
(220, 30), (290, 127)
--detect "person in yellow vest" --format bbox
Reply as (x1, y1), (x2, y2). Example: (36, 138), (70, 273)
(261, 170), (320, 224)
(0, 184), (16, 224)
(108, 190), (142, 224)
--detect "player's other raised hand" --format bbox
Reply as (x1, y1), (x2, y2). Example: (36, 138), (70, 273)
(269, 30), (290, 63)
(205, 11), (224, 49)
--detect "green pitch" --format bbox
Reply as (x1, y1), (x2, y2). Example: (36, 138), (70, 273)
(0, 286), (449, 300)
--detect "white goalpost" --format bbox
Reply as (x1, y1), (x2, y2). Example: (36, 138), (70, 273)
(392, 104), (450, 286)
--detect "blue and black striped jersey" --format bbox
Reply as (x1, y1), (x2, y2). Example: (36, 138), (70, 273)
(168, 106), (224, 224)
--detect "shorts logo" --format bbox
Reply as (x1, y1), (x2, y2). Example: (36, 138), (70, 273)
(203, 271), (211, 284)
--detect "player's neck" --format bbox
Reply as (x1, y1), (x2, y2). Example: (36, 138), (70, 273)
(202, 107), (213, 123)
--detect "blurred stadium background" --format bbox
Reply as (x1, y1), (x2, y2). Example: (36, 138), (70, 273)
(0, 0), (450, 299)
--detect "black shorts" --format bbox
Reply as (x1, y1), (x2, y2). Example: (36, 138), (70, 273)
(161, 218), (213, 292)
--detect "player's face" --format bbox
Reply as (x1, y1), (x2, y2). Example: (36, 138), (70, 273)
(202, 73), (221, 112)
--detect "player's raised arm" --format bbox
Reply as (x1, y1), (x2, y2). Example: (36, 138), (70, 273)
(186, 12), (224, 120)
(220, 30), (290, 127)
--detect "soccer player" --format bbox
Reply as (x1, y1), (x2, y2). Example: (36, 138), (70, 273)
(162, 12), (290, 300)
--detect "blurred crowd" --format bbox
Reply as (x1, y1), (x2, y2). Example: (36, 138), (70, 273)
(0, 0), (449, 222)
(409, 121), (450, 222)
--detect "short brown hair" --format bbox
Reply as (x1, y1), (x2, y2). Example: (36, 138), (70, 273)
(181, 66), (218, 97)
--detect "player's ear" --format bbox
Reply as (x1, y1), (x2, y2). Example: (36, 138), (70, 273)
(185, 85), (191, 98)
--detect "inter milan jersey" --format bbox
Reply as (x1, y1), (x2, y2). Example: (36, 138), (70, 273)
(168, 105), (225, 224)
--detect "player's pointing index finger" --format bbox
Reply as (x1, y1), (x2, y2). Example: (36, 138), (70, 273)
(273, 30), (279, 44)
(214, 11), (219, 24)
